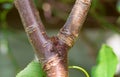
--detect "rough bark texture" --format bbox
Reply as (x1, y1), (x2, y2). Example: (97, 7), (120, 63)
(14, 0), (92, 77)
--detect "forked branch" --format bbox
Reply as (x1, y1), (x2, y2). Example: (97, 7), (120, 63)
(15, 0), (92, 77)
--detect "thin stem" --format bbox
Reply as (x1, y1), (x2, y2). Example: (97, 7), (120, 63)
(58, 0), (92, 47)
(69, 66), (90, 77)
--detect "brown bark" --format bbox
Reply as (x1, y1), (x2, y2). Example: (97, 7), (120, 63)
(58, 0), (92, 47)
(14, 0), (92, 77)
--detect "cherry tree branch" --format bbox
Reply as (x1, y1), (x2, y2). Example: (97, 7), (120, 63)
(58, 0), (92, 47)
(15, 0), (92, 77)
(14, 0), (52, 62)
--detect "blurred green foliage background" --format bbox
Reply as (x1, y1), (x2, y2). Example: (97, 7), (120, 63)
(0, 0), (120, 77)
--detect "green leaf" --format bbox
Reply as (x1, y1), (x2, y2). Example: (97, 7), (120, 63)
(92, 44), (118, 77)
(16, 61), (46, 77)
(0, 0), (13, 3)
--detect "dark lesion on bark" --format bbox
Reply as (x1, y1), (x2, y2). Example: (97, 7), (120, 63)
(43, 37), (69, 77)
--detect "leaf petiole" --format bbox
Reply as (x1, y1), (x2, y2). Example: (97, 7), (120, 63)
(69, 66), (90, 77)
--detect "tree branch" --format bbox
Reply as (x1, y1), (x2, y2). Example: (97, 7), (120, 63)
(14, 0), (52, 62)
(14, 0), (69, 77)
(15, 0), (92, 77)
(58, 0), (92, 47)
